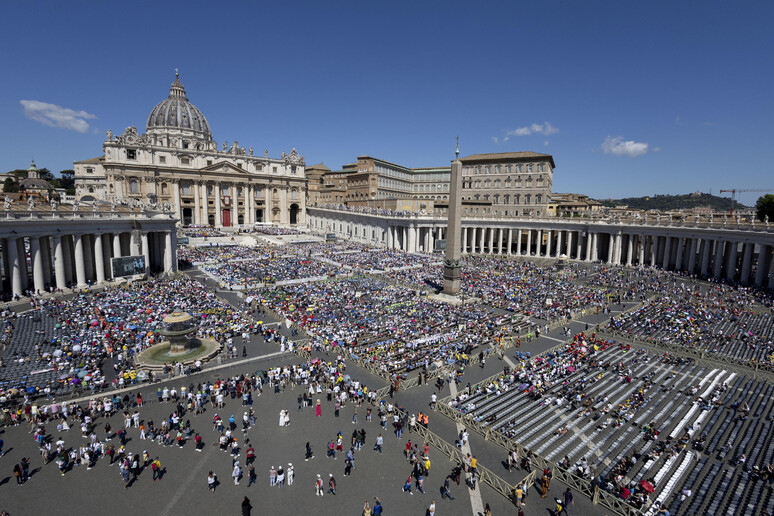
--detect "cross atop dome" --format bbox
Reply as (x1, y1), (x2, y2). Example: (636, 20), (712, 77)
(170, 70), (187, 100)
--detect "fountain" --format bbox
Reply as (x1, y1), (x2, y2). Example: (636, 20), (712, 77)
(135, 311), (221, 371)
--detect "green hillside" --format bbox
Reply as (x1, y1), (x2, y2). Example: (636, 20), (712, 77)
(596, 193), (745, 212)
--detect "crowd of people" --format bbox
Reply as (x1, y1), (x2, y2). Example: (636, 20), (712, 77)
(181, 225), (228, 238)
(201, 258), (342, 288)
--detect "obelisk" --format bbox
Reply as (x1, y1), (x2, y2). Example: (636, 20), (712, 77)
(442, 139), (463, 297)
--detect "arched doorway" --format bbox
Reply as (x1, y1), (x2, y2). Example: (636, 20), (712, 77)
(208, 214), (215, 226)
(182, 208), (193, 226)
(238, 215), (244, 225)
(255, 209), (263, 223)
(289, 203), (300, 225)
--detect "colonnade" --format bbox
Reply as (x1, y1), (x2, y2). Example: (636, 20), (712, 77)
(0, 213), (178, 298)
(308, 207), (774, 288)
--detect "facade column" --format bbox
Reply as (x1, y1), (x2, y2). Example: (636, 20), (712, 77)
(637, 235), (645, 265)
(700, 239), (712, 276)
(497, 228), (504, 254)
(506, 229), (513, 255)
(215, 183), (222, 227)
(202, 181), (209, 225)
(94, 233), (105, 284)
(755, 245), (770, 286)
(407, 226), (416, 253)
(173, 179), (182, 225)
(6, 238), (22, 297)
(386, 225), (393, 249)
(73, 235), (87, 287)
(576, 231), (583, 260)
(193, 181), (201, 225)
(478, 227), (485, 254)
(674, 237), (684, 271)
(30, 237), (45, 294)
(726, 241), (739, 281)
(488, 228), (494, 254)
(687, 238), (698, 274)
(526, 229), (532, 256)
(516, 229), (522, 255)
(713, 240), (725, 278)
(740, 242), (753, 284)
(626, 234), (634, 266)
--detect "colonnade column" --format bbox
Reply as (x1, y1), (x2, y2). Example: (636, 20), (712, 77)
(726, 241), (739, 281)
(700, 239), (712, 276)
(606, 234), (614, 264)
(73, 235), (87, 288)
(462, 228), (468, 253)
(755, 245), (770, 286)
(637, 235), (644, 265)
(526, 230), (532, 257)
(497, 228), (504, 254)
(556, 230), (563, 257)
(29, 237), (45, 294)
(40, 237), (52, 287)
(713, 240), (725, 278)
(516, 229), (522, 255)
(163, 231), (174, 272)
(52, 236), (66, 291)
(93, 233), (105, 284)
(663, 237), (672, 270)
(687, 238), (698, 274)
(173, 179), (182, 224)
(506, 229), (513, 255)
(536, 230), (542, 257)
(407, 226), (416, 253)
(586, 231), (594, 262)
(626, 235), (633, 266)
(6, 238), (21, 297)
(740, 243), (753, 284)
(545, 230), (553, 257)
(674, 237), (684, 271)
(142, 232), (151, 273)
(576, 231), (583, 261)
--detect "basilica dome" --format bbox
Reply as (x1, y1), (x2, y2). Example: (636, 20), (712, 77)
(146, 73), (212, 141)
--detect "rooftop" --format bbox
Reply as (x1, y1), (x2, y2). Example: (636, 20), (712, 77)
(460, 151), (555, 168)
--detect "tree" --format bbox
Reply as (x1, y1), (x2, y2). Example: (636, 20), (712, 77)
(58, 169), (75, 190)
(3, 177), (18, 193)
(756, 194), (774, 222)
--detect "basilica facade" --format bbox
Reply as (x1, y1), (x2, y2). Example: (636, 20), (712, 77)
(74, 73), (307, 227)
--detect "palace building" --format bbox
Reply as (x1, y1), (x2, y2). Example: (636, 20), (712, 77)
(74, 73), (307, 227)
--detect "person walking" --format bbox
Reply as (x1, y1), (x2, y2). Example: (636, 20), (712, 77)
(287, 463), (294, 485)
(208, 471), (217, 493)
(315, 474), (324, 496)
(232, 462), (242, 485)
(241, 496), (252, 516)
(563, 488), (574, 515)
(328, 473), (337, 495)
(428, 500), (436, 516)
(247, 464), (256, 486)
(374, 434), (383, 453)
(441, 476), (454, 500)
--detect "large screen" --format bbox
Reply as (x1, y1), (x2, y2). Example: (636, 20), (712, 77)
(111, 255), (146, 278)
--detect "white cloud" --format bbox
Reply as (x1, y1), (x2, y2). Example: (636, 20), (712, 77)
(491, 136), (499, 144)
(601, 136), (649, 157)
(544, 140), (549, 146)
(20, 100), (97, 133)
(491, 135), (510, 144)
(507, 122), (559, 137)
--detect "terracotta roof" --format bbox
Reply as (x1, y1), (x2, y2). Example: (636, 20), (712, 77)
(74, 156), (104, 164)
(460, 151), (555, 167)
(307, 163), (331, 171)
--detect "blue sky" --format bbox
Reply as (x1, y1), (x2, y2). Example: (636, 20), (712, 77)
(1, 1), (772, 201)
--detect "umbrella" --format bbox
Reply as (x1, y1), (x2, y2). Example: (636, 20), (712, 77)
(78, 370), (88, 378)
(70, 378), (81, 385)
(640, 480), (655, 493)
(26, 387), (36, 394)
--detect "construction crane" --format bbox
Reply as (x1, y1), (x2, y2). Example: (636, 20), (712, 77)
(719, 189), (774, 215)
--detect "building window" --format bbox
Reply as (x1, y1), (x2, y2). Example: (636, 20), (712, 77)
(494, 180), (500, 188)
(86, 167), (94, 174)
(484, 194), (490, 201)
(505, 178), (511, 188)
(504, 194), (510, 204)
(272, 166), (278, 173)
(182, 183), (190, 195)
(514, 194), (520, 204)
(181, 157), (190, 165)
(129, 180), (139, 194)
(159, 156), (166, 164)
(127, 149), (136, 160)
(221, 185), (229, 196)
(183, 142), (189, 149)
(484, 180), (491, 188)
(161, 183), (168, 195)
(536, 194), (542, 204)
(496, 165), (501, 173)
(88, 187), (94, 193)
(207, 160), (213, 166)
(493, 194), (500, 204)
(506, 165), (512, 173)
(525, 194), (531, 204)
(527, 164), (533, 173)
